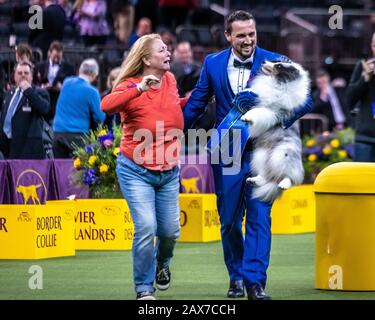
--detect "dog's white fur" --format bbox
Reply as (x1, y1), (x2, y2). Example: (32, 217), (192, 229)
(240, 61), (310, 202)
(241, 61), (310, 137)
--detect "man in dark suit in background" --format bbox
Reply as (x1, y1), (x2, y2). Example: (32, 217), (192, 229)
(28, 0), (66, 59)
(312, 69), (353, 131)
(34, 41), (75, 123)
(0, 62), (51, 159)
(170, 41), (201, 97)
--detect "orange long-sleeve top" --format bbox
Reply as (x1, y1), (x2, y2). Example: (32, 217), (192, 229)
(101, 71), (188, 171)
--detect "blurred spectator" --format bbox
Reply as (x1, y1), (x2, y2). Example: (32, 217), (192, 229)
(58, 0), (74, 17)
(109, 0), (137, 44)
(170, 41), (201, 97)
(0, 59), (5, 115)
(0, 62), (51, 159)
(29, 0), (66, 59)
(3, 43), (34, 90)
(312, 69), (352, 131)
(102, 66), (121, 131)
(158, 0), (198, 30)
(15, 43), (33, 64)
(34, 41), (75, 124)
(160, 29), (176, 54)
(127, 17), (152, 49)
(347, 32), (375, 162)
(53, 58), (105, 158)
(73, 0), (110, 47)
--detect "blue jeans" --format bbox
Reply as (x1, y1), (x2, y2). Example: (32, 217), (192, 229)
(116, 154), (180, 294)
(354, 142), (375, 162)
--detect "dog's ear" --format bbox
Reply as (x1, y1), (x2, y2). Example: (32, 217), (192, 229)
(276, 63), (300, 83)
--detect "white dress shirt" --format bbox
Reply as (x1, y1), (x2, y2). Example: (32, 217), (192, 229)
(320, 85), (346, 124)
(48, 59), (60, 85)
(227, 49), (254, 94)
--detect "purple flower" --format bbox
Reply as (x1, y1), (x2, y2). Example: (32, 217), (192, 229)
(85, 144), (94, 156)
(83, 168), (99, 186)
(98, 134), (114, 144)
(316, 132), (333, 144)
(303, 146), (323, 157)
(103, 139), (113, 148)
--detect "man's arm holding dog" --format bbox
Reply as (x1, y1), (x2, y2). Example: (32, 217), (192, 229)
(281, 95), (313, 129)
(273, 55), (313, 129)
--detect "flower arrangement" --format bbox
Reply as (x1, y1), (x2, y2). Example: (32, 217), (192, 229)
(302, 128), (355, 183)
(72, 124), (123, 198)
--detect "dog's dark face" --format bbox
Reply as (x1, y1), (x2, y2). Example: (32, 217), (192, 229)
(262, 61), (301, 83)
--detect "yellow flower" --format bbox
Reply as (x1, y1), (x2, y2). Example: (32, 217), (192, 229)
(330, 139), (340, 148)
(98, 129), (107, 137)
(338, 150), (347, 159)
(88, 155), (97, 165)
(308, 154), (317, 162)
(113, 147), (120, 157)
(306, 139), (316, 147)
(73, 158), (81, 168)
(99, 164), (109, 173)
(322, 146), (332, 155)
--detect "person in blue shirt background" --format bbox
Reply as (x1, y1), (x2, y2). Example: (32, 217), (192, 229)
(53, 58), (105, 158)
(183, 10), (313, 300)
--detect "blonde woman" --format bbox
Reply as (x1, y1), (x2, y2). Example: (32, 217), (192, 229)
(101, 34), (187, 300)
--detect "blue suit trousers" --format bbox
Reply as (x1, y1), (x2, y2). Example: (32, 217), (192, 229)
(211, 150), (272, 289)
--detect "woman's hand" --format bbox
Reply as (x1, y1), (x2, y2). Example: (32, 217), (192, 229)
(137, 75), (160, 92)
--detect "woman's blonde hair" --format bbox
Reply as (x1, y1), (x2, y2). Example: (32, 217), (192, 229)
(113, 33), (161, 89)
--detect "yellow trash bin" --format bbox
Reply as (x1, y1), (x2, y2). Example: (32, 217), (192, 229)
(315, 162), (375, 291)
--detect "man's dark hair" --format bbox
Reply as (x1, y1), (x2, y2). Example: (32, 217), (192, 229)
(315, 68), (330, 79)
(225, 10), (255, 33)
(15, 43), (32, 60)
(49, 40), (63, 52)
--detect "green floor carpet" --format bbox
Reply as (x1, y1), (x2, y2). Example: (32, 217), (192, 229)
(1, 233), (375, 300)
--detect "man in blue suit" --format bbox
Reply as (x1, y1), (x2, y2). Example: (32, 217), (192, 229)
(183, 11), (312, 300)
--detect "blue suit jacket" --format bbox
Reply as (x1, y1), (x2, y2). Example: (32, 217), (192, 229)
(183, 46), (313, 130)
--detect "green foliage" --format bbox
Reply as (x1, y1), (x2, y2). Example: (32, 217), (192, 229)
(72, 124), (123, 198)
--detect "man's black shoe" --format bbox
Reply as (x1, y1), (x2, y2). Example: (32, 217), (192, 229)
(227, 280), (245, 298)
(155, 266), (171, 291)
(247, 284), (271, 300)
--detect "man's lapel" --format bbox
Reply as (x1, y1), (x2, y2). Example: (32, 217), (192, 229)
(247, 46), (264, 87)
(218, 48), (235, 101)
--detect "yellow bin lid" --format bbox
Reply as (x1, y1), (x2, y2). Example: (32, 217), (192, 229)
(314, 162), (375, 194)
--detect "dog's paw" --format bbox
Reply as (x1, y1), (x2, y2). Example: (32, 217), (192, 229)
(278, 178), (292, 190)
(246, 175), (267, 186)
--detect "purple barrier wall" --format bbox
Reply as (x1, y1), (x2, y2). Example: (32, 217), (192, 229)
(0, 157), (215, 204)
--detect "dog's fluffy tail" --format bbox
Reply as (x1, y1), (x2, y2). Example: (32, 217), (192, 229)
(252, 182), (282, 203)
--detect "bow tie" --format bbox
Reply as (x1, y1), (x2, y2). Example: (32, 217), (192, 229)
(233, 60), (252, 69)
